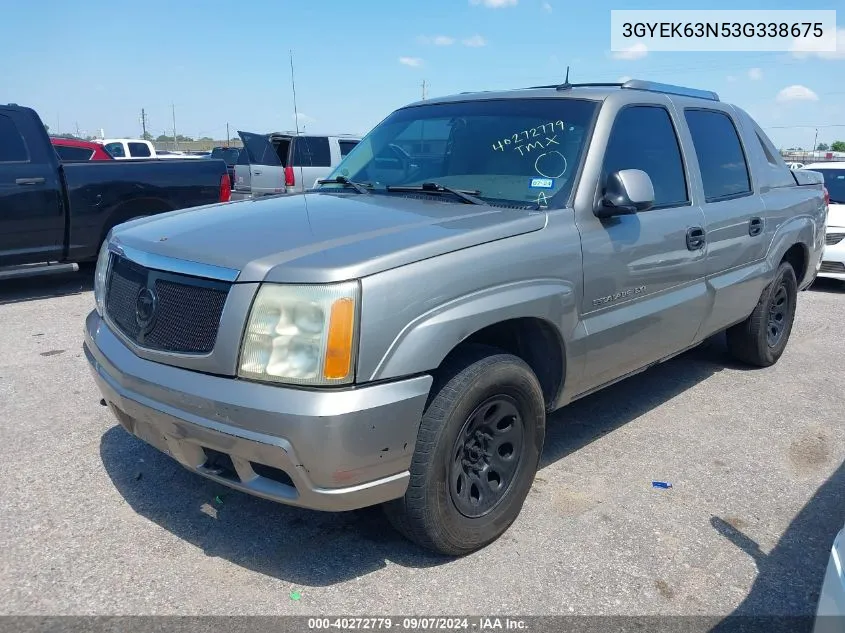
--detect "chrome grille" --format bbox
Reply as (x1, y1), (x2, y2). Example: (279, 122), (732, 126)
(825, 232), (845, 246)
(105, 254), (231, 354)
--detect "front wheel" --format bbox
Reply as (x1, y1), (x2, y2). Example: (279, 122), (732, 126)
(726, 261), (798, 367)
(383, 345), (546, 556)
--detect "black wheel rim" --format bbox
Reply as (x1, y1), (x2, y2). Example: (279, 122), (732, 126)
(449, 395), (525, 519)
(767, 283), (789, 347)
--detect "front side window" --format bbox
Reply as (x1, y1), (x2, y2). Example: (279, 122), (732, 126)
(601, 105), (689, 209)
(322, 98), (599, 207)
(685, 109), (752, 201)
(105, 142), (125, 158)
(338, 140), (358, 157)
(128, 142), (152, 157)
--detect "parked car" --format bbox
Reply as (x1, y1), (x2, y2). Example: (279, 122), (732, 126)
(93, 139), (202, 160)
(233, 131), (360, 197)
(0, 104), (231, 279)
(51, 137), (114, 162)
(803, 162), (845, 282)
(787, 161), (805, 170)
(208, 146), (240, 192)
(84, 79), (825, 555)
(815, 519), (845, 633)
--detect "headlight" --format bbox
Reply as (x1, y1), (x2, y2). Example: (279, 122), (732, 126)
(93, 239), (111, 316)
(238, 281), (360, 386)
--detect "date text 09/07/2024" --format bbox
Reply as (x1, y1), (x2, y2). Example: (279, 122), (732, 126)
(307, 617), (529, 631)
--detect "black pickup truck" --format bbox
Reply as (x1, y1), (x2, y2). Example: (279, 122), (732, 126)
(0, 104), (231, 279)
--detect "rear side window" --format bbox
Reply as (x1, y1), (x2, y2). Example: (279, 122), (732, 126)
(54, 145), (94, 161)
(292, 136), (331, 167)
(601, 105), (688, 208)
(338, 140), (358, 157)
(105, 142), (125, 158)
(0, 114), (29, 162)
(128, 142), (151, 157)
(685, 110), (752, 201)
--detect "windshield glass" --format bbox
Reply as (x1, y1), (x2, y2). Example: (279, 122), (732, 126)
(814, 168), (845, 203)
(210, 147), (240, 165)
(321, 98), (598, 207)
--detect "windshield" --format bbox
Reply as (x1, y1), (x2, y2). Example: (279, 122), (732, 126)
(210, 148), (239, 165)
(814, 168), (845, 203)
(320, 98), (598, 207)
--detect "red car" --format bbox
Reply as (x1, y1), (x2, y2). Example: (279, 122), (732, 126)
(50, 137), (114, 161)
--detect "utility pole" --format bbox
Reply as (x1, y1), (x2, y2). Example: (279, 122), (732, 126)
(421, 79), (428, 100)
(75, 122), (80, 138)
(813, 128), (819, 156)
(226, 122), (230, 147)
(140, 108), (148, 139)
(171, 103), (177, 151)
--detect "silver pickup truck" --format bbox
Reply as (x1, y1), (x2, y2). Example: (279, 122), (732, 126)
(84, 79), (826, 556)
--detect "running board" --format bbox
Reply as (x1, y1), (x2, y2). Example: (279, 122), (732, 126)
(0, 262), (79, 280)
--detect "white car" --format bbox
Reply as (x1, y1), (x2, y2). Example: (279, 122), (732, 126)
(815, 519), (845, 632)
(803, 162), (845, 282)
(787, 161), (805, 170)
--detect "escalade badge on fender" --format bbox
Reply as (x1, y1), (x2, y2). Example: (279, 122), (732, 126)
(592, 286), (646, 307)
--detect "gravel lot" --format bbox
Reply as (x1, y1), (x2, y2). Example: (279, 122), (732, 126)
(1, 272), (843, 617)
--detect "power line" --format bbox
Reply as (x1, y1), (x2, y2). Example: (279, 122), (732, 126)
(764, 124), (845, 129)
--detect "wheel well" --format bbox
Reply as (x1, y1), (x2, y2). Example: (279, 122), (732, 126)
(442, 318), (565, 410)
(781, 243), (807, 283)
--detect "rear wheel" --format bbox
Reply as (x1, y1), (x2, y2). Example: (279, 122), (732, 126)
(383, 345), (546, 556)
(726, 261), (798, 367)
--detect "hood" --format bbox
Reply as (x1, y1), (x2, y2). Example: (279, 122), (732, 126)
(111, 192), (547, 283)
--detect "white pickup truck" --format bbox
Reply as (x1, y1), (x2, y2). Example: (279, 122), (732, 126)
(93, 139), (204, 160)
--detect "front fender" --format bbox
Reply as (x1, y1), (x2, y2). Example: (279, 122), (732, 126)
(367, 278), (577, 382)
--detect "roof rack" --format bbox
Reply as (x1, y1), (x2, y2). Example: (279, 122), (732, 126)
(525, 77), (719, 102)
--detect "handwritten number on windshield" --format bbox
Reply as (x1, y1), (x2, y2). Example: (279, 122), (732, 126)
(492, 121), (566, 152)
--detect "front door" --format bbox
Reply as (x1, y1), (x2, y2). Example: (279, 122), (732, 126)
(0, 110), (64, 267)
(575, 104), (709, 392)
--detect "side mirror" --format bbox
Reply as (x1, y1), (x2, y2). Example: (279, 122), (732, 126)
(594, 169), (655, 219)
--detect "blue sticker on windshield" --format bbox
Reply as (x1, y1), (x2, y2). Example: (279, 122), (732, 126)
(529, 178), (554, 189)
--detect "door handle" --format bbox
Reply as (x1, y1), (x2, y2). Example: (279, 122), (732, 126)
(686, 226), (706, 251)
(749, 217), (763, 236)
(253, 171), (262, 176)
(15, 177), (45, 185)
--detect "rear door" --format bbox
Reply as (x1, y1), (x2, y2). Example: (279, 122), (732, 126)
(0, 108), (65, 266)
(237, 131), (285, 196)
(289, 136), (332, 193)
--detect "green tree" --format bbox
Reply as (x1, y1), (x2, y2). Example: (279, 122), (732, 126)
(141, 132), (154, 141)
(831, 141), (845, 152)
(816, 142), (829, 151)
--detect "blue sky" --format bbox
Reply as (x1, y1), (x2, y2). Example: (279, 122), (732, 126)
(1, 0), (843, 149)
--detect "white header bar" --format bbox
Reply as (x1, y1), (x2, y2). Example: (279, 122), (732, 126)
(610, 10), (837, 53)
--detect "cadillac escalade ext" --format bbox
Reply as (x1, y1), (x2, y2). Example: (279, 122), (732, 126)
(83, 79), (827, 556)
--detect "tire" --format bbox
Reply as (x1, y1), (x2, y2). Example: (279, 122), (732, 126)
(726, 261), (798, 367)
(383, 344), (546, 556)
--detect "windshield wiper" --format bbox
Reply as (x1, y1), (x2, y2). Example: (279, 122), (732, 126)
(386, 182), (488, 205)
(317, 176), (372, 194)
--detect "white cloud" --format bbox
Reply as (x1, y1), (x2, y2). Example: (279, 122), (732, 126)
(469, 0), (517, 7)
(542, 1), (552, 12)
(617, 75), (631, 83)
(612, 42), (648, 60)
(462, 34), (487, 47)
(292, 112), (316, 125)
(748, 67), (763, 80)
(417, 35), (455, 46)
(399, 57), (423, 67)
(776, 85), (819, 102)
(791, 27), (845, 60)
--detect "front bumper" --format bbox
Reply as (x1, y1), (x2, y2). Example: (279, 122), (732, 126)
(818, 228), (845, 281)
(84, 310), (432, 512)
